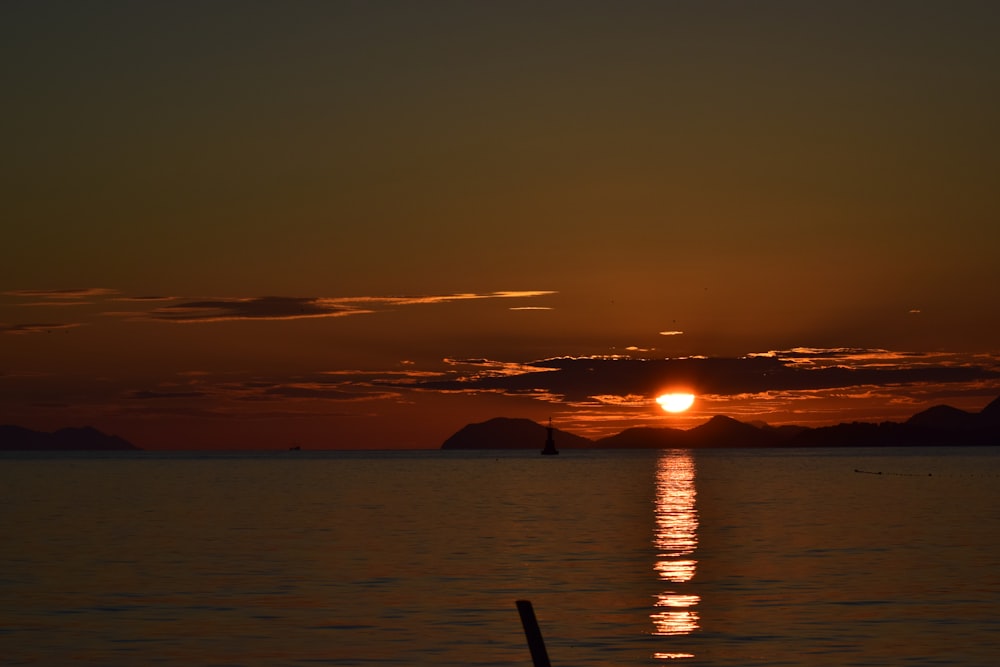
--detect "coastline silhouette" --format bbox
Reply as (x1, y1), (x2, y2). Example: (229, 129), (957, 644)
(0, 425), (138, 451)
(3, 396), (996, 451)
(441, 396), (1000, 450)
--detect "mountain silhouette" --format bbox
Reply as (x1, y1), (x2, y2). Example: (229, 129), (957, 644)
(905, 404), (978, 430)
(441, 417), (595, 450)
(0, 425), (139, 451)
(441, 396), (1000, 449)
(687, 415), (778, 447)
(977, 395), (1000, 427)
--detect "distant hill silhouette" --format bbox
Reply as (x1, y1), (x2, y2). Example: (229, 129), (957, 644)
(441, 417), (595, 450)
(441, 396), (1000, 449)
(980, 396), (1000, 428)
(0, 425), (139, 451)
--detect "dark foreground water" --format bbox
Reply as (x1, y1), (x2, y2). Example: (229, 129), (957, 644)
(1, 447), (998, 666)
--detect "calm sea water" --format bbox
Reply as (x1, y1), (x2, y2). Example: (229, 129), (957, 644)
(1, 447), (998, 666)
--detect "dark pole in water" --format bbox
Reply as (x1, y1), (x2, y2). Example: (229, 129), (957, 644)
(516, 600), (553, 667)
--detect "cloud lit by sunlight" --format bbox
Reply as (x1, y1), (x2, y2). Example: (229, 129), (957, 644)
(443, 358), (561, 379)
(409, 350), (1000, 428)
(591, 394), (650, 406)
(0, 288), (557, 329)
(139, 291), (556, 322)
(148, 297), (369, 322)
(5, 284), (1000, 448)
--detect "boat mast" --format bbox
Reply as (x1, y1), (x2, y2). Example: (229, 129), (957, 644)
(541, 417), (559, 455)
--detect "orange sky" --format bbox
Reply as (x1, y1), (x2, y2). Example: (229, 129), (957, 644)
(2, 2), (999, 448)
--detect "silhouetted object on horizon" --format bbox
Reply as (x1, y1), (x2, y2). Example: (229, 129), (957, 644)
(0, 425), (138, 451)
(441, 395), (1000, 450)
(541, 417), (559, 455)
(440, 417), (594, 450)
(516, 600), (553, 667)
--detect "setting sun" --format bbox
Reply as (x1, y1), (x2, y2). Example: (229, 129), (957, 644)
(656, 393), (696, 413)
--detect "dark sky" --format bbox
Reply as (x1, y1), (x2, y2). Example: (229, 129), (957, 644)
(3, 1), (999, 448)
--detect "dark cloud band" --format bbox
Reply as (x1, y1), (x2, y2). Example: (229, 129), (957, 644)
(414, 350), (1000, 401)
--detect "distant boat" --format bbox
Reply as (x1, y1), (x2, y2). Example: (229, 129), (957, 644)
(541, 418), (559, 456)
(289, 445), (301, 451)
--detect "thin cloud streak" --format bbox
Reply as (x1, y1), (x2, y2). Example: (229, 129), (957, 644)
(143, 291), (557, 323)
(6, 288), (556, 323)
(128, 390), (207, 399)
(113, 296), (179, 302)
(4, 288), (119, 300)
(1, 322), (84, 335)
(261, 383), (399, 402)
(148, 297), (368, 322)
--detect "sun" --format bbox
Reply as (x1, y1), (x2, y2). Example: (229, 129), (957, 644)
(656, 392), (695, 413)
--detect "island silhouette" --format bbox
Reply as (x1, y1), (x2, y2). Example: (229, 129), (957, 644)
(441, 396), (1000, 449)
(0, 425), (139, 451)
(3, 396), (998, 451)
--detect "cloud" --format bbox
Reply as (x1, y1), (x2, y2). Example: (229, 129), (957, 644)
(128, 390), (207, 399)
(409, 349), (1000, 403)
(4, 288), (119, 299)
(7, 287), (556, 325)
(0, 322), (84, 335)
(144, 291), (557, 323)
(147, 296), (367, 322)
(591, 394), (650, 406)
(262, 384), (399, 401)
(113, 295), (179, 302)
(659, 330), (684, 336)
(439, 358), (560, 379)
(4, 288), (120, 307)
(374, 290), (554, 305)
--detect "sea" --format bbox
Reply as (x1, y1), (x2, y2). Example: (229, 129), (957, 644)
(1, 447), (998, 666)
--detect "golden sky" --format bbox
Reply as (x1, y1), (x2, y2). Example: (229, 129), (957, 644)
(3, 2), (999, 448)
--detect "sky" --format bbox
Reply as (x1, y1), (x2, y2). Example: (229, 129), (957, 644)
(2, 1), (999, 449)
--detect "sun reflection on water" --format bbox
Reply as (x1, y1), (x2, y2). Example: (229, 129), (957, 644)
(652, 450), (700, 642)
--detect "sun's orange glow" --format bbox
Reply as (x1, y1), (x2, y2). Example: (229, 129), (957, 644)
(656, 393), (695, 413)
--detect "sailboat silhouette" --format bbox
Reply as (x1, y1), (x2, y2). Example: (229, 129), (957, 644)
(541, 418), (559, 456)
